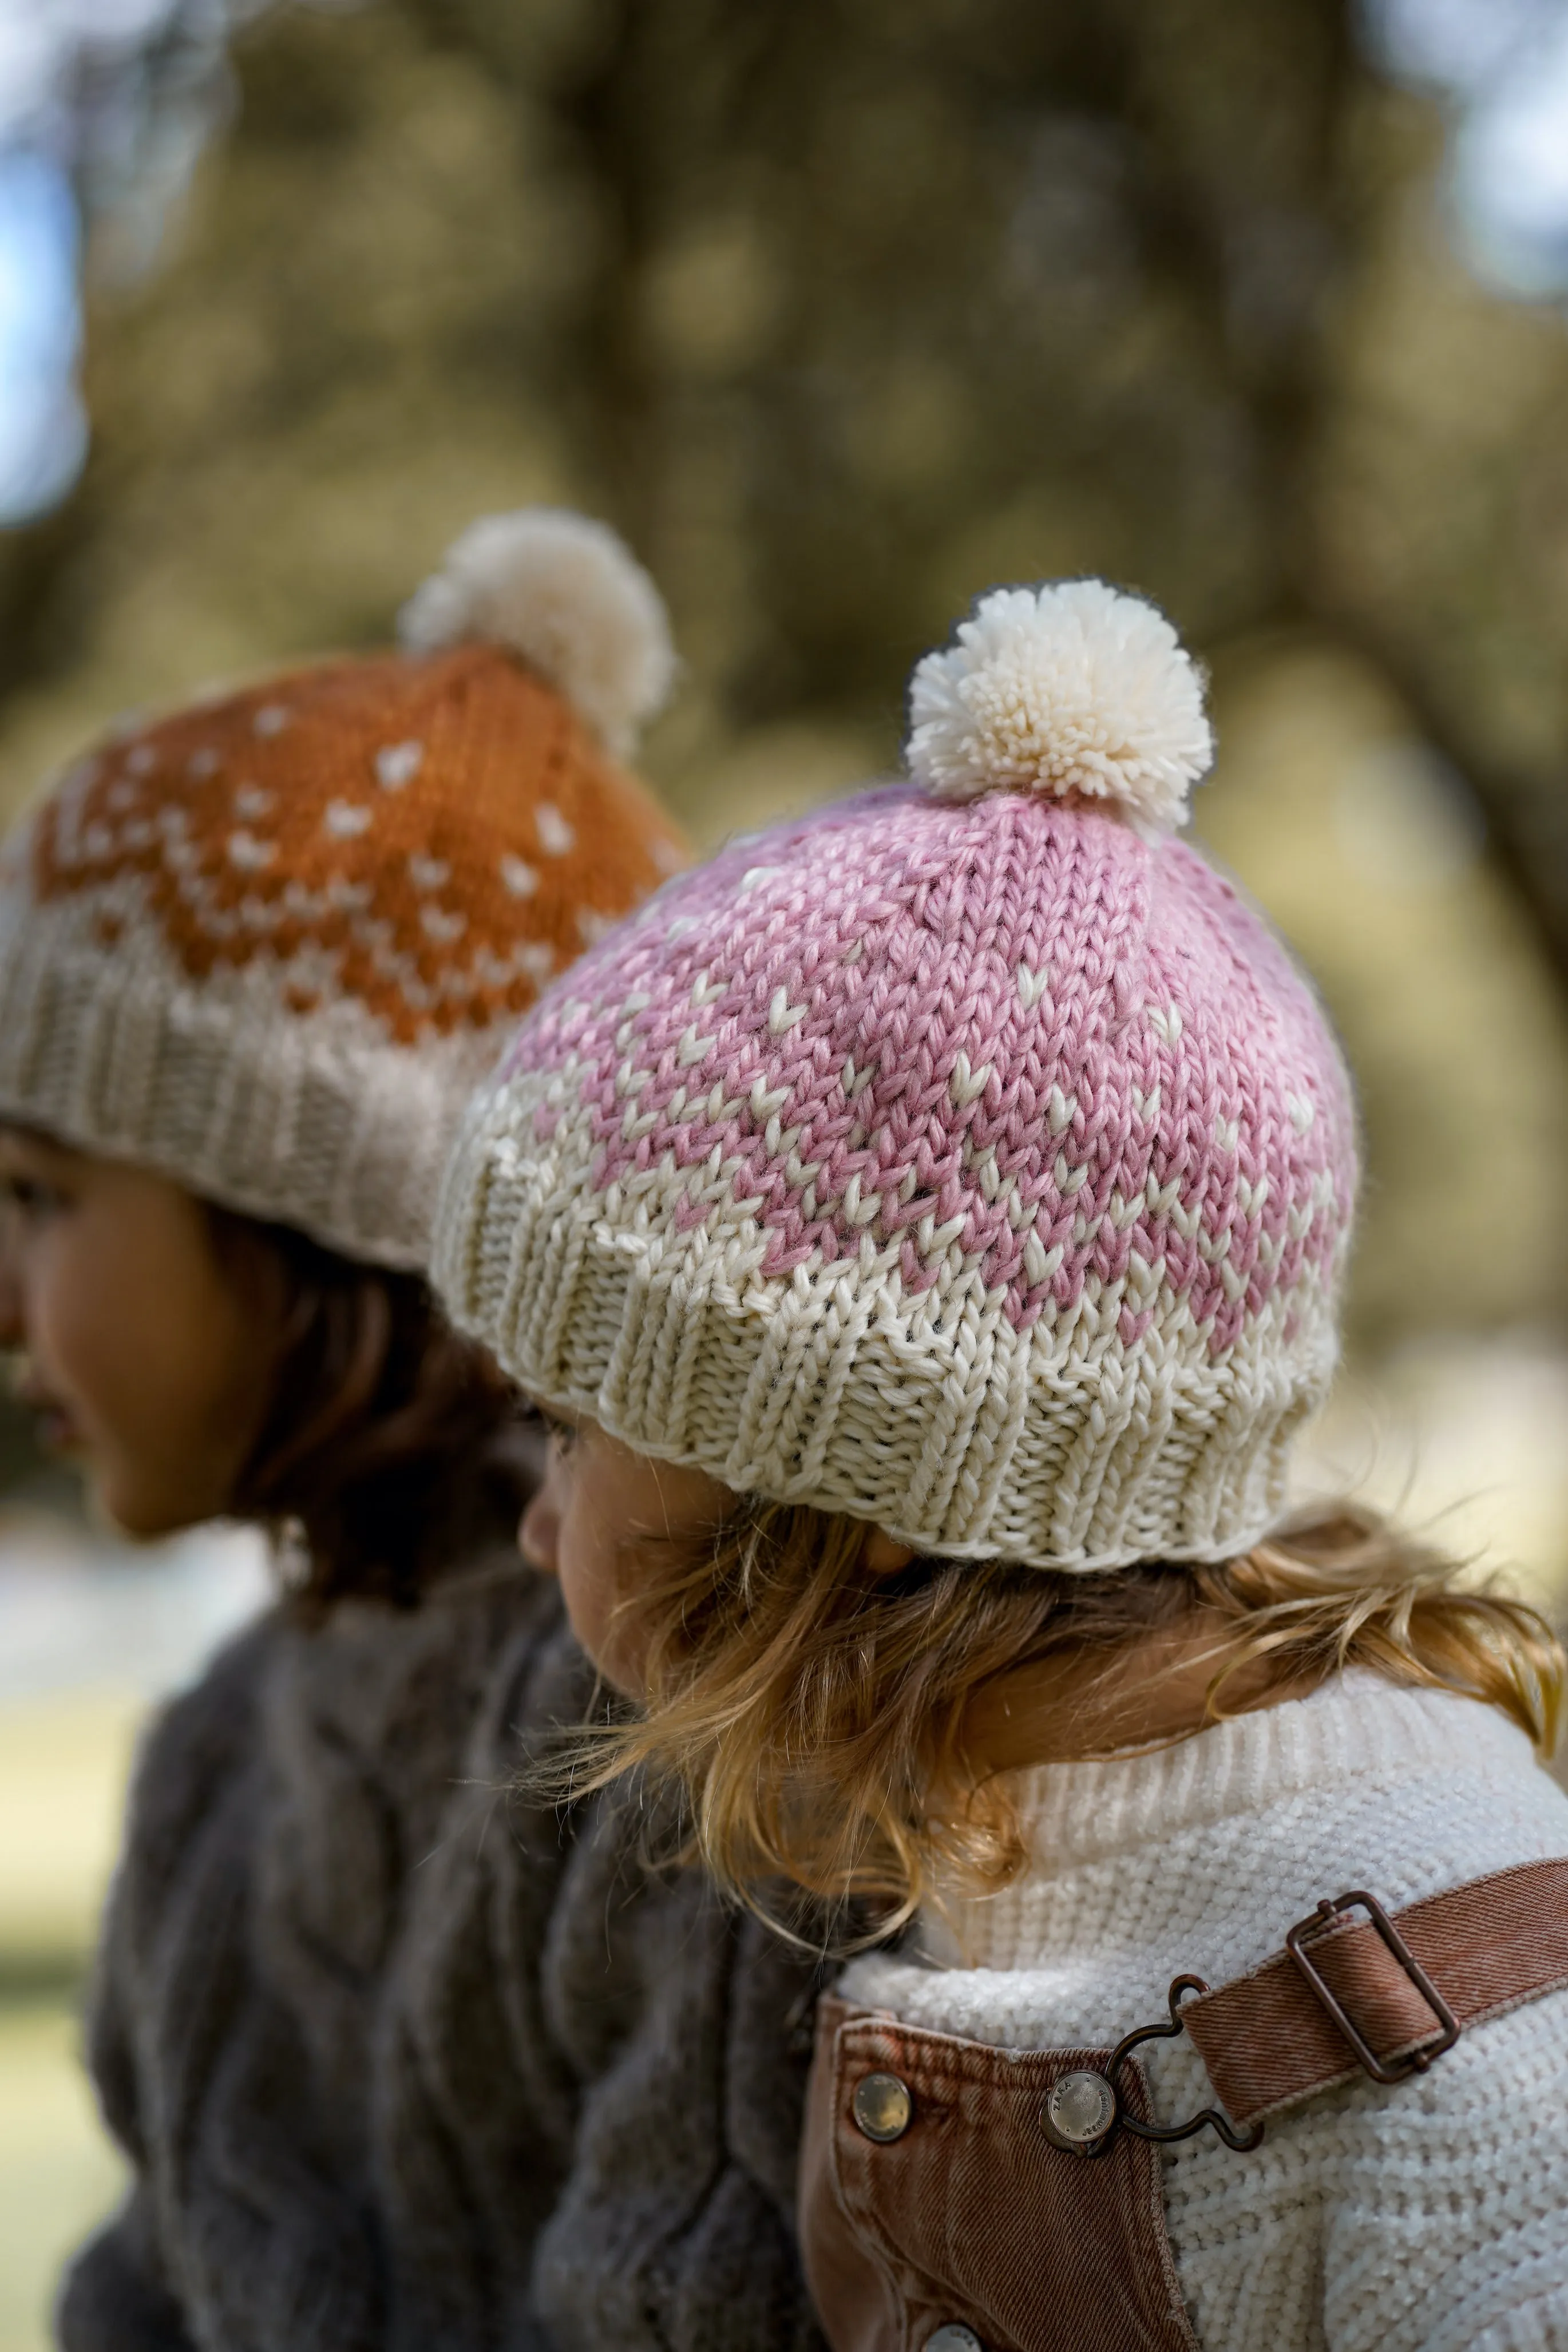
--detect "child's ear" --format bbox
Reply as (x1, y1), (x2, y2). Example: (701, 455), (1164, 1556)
(862, 1527), (915, 1577)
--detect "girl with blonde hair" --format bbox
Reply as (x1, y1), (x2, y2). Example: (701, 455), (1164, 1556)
(434, 578), (1568, 2352)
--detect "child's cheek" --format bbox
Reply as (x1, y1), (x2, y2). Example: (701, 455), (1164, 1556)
(556, 1518), (613, 1673)
(28, 1230), (100, 1429)
(563, 1539), (646, 1697)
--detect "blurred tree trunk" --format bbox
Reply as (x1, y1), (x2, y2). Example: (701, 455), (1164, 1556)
(7, 0), (1565, 955)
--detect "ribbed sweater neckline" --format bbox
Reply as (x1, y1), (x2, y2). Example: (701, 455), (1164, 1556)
(921, 1672), (1533, 1973)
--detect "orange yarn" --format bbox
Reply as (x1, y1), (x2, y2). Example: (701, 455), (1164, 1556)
(34, 643), (687, 1047)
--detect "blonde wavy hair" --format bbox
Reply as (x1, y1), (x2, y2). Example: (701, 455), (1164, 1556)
(555, 1498), (1562, 1943)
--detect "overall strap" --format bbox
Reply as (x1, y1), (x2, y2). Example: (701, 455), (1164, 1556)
(1184, 1855), (1568, 2131)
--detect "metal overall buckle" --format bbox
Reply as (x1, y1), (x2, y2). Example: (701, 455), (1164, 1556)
(1285, 1888), (1460, 2083)
(1039, 1888), (1466, 2160)
(1039, 1975), (1264, 2159)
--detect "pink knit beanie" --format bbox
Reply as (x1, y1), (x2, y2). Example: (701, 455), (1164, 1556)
(434, 581), (1357, 1570)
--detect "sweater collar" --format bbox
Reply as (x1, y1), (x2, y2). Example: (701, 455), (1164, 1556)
(921, 1672), (1534, 1971)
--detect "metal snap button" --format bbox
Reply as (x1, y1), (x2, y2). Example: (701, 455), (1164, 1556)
(1040, 2068), (1116, 2152)
(852, 2070), (913, 2142)
(926, 2326), (983, 2352)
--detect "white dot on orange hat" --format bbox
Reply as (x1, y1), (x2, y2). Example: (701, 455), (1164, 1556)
(535, 802), (574, 856)
(324, 801), (373, 838)
(421, 905), (467, 943)
(375, 741), (424, 790)
(227, 831), (275, 870)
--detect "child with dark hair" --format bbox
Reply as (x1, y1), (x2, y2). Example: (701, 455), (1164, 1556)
(0, 512), (827, 2352)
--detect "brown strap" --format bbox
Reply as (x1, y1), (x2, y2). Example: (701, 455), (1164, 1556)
(1184, 1855), (1568, 2129)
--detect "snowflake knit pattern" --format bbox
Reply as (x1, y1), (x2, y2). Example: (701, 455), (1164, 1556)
(0, 510), (687, 1268)
(435, 580), (1357, 1568)
(838, 1674), (1568, 2352)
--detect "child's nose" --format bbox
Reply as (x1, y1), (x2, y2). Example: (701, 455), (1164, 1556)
(517, 1491), (560, 1578)
(0, 1237), (23, 1352)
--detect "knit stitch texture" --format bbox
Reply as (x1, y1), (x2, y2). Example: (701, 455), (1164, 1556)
(0, 516), (686, 1268)
(57, 1560), (828, 2352)
(839, 1674), (1568, 2352)
(435, 779), (1356, 1567)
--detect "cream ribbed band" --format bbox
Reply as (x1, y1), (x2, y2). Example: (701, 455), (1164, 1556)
(437, 1056), (1339, 1566)
(0, 893), (496, 1269)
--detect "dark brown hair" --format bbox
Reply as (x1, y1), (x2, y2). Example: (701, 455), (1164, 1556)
(209, 1205), (530, 1607)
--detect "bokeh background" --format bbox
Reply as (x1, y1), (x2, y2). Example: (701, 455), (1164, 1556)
(2, 0), (1568, 2342)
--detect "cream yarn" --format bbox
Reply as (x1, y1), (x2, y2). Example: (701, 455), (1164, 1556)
(906, 580), (1213, 833)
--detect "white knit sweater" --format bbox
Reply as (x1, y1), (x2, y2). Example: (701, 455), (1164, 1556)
(838, 1674), (1568, 2352)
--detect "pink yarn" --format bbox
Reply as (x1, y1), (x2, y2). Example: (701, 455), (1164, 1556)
(504, 786), (1354, 1364)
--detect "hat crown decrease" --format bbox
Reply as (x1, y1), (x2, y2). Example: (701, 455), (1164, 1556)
(398, 506), (675, 759)
(905, 579), (1213, 835)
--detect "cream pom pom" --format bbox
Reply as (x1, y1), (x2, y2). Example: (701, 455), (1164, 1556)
(399, 508), (675, 758)
(905, 579), (1212, 834)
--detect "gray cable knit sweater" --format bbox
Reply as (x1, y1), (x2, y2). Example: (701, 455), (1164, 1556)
(56, 1550), (829, 2352)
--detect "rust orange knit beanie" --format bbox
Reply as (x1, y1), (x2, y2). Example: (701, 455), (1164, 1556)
(0, 508), (688, 1267)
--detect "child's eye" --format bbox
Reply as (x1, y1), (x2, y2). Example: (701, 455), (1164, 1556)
(538, 1411), (579, 1456)
(0, 1174), (63, 1219)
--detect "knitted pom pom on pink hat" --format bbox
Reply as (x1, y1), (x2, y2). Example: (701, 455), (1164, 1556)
(434, 580), (1357, 1570)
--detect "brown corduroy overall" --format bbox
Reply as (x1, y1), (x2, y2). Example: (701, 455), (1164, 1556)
(799, 1860), (1568, 2352)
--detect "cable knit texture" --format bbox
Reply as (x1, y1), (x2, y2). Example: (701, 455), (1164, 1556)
(435, 782), (1355, 1568)
(838, 1674), (1568, 2352)
(56, 1555), (827, 2352)
(0, 508), (686, 1269)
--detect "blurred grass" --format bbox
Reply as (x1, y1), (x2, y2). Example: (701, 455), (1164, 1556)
(0, 1996), (124, 2352)
(0, 1695), (141, 2352)
(0, 1694), (143, 1963)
